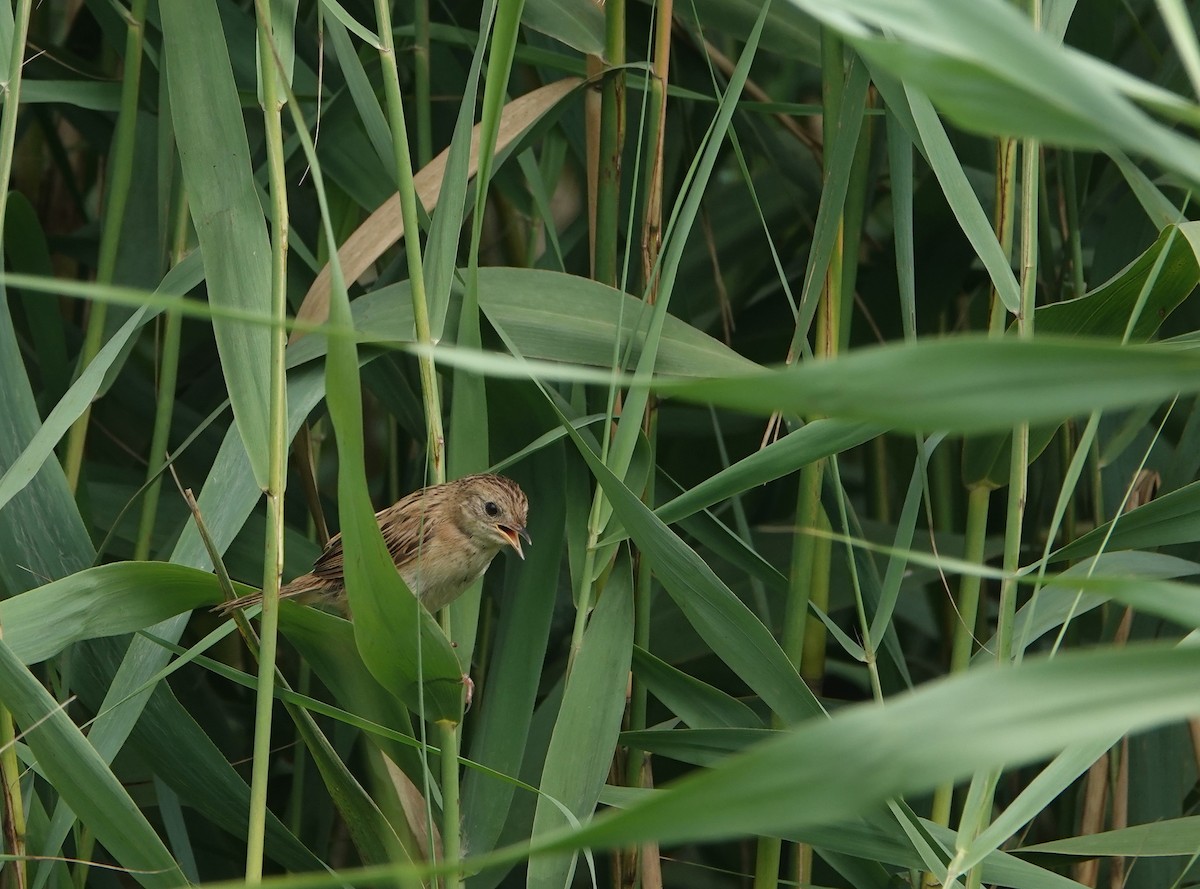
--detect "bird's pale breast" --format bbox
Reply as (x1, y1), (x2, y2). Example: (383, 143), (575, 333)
(399, 533), (500, 613)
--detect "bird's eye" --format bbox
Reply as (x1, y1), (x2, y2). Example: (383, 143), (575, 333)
(484, 500), (500, 517)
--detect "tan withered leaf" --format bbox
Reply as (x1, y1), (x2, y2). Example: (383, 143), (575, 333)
(292, 77), (581, 342)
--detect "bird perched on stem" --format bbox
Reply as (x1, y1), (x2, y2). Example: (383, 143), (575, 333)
(216, 473), (529, 616)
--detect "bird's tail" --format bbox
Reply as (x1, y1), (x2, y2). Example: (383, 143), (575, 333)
(211, 573), (327, 616)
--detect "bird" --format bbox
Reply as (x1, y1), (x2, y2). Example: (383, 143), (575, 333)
(215, 473), (529, 616)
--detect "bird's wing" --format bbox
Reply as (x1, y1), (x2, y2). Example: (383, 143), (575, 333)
(309, 531), (347, 583)
(380, 500), (439, 571)
(306, 488), (439, 581)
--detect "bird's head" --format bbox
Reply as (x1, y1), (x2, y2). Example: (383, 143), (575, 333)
(459, 474), (530, 559)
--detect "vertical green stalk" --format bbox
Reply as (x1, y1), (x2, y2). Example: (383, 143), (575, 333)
(638, 0), (671, 293)
(923, 128), (1018, 876)
(625, 0), (672, 788)
(376, 0), (470, 881)
(570, 0), (625, 671)
(592, 0), (625, 286)
(133, 184), (189, 561)
(959, 99), (1041, 889)
(0, 0), (31, 226)
(776, 31), (848, 889)
(1062, 152), (1085, 298)
(0, 705), (25, 889)
(995, 135), (1039, 663)
(0, 2), (34, 883)
(62, 0), (149, 492)
(375, 0), (444, 483)
(782, 29), (845, 673)
(413, 0), (432, 168)
(926, 485), (989, 832)
(621, 10), (671, 879)
(784, 461), (823, 668)
(246, 1), (290, 878)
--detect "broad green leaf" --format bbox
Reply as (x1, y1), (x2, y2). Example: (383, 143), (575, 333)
(789, 54), (872, 346)
(426, 0), (492, 340)
(289, 269), (760, 377)
(877, 78), (1021, 313)
(1051, 478), (1200, 562)
(526, 554), (634, 889)
(660, 338), (1200, 434)
(323, 14), (392, 172)
(678, 0), (818, 61)
(621, 728), (775, 767)
(69, 636), (325, 873)
(522, 0), (603, 56)
(655, 419), (883, 526)
(480, 269), (755, 378)
(462, 452), (566, 856)
(5, 192), (69, 406)
(1036, 223), (1200, 340)
(442, 0), (498, 658)
(0, 309), (149, 513)
(0, 562), (232, 665)
(0, 297), (93, 594)
(599, 0), (769, 530)
(546, 390), (821, 725)
(963, 222), (1200, 487)
(316, 0), (381, 47)
(789, 0), (1200, 187)
(990, 552), (1200, 655)
(161, 0), (273, 486)
(631, 647), (763, 730)
(531, 644), (1200, 853)
(0, 638), (186, 889)
(1021, 816), (1200, 856)
(598, 787), (1097, 889)
(19, 81), (122, 110)
(0, 253), (202, 518)
(317, 125), (464, 723)
(279, 604), (422, 780)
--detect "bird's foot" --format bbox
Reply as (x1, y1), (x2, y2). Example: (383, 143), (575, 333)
(462, 673), (475, 711)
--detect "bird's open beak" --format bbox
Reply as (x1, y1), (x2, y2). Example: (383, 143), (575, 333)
(498, 525), (531, 559)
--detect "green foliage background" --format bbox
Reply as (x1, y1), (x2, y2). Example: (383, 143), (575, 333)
(3, 1), (1200, 888)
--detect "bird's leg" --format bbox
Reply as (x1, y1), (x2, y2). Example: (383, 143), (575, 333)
(462, 673), (475, 711)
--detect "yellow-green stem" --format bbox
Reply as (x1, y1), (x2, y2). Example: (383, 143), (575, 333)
(592, 0), (625, 286)
(783, 461), (823, 669)
(246, 1), (291, 877)
(626, 0), (671, 846)
(1062, 151), (1086, 298)
(924, 127), (1017, 882)
(801, 516), (832, 684)
(413, 0), (433, 167)
(995, 136), (1039, 664)
(927, 485), (990, 828)
(375, 0), (444, 483)
(437, 720), (462, 889)
(638, 0), (671, 294)
(0, 2), (34, 883)
(63, 0), (149, 492)
(0, 704), (25, 889)
(961, 131), (1040, 889)
(0, 0), (31, 230)
(0, 11), (34, 879)
(785, 26), (846, 677)
(374, 0), (458, 879)
(753, 835), (781, 889)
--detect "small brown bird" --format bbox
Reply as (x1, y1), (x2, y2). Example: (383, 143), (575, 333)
(216, 474), (529, 616)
